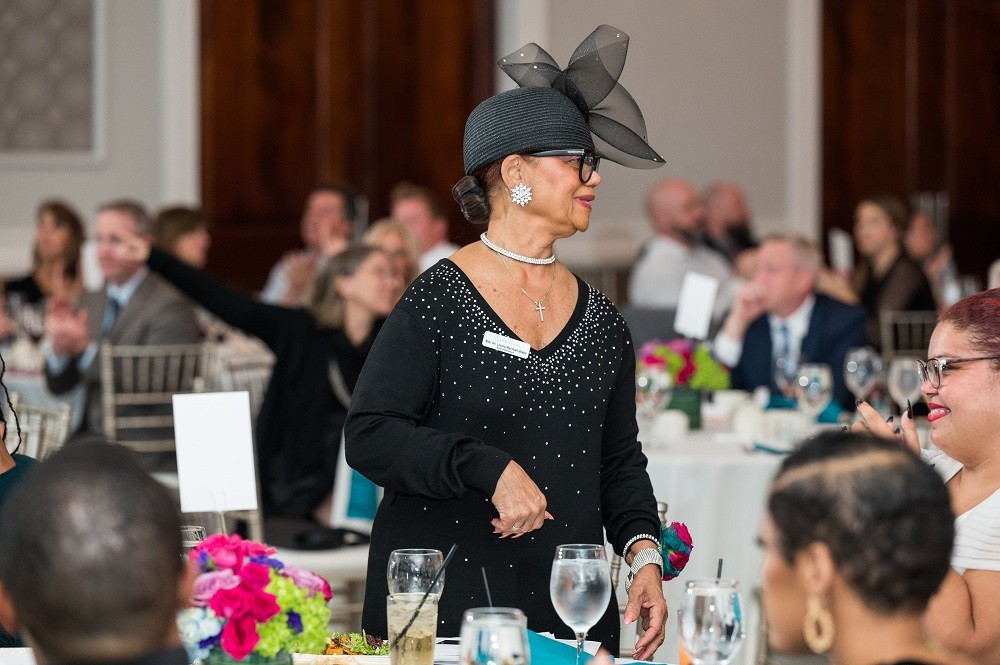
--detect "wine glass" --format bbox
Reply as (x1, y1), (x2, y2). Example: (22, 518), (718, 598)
(180, 525), (206, 554)
(636, 365), (672, 420)
(459, 607), (529, 665)
(888, 357), (923, 415)
(793, 363), (833, 421)
(843, 346), (884, 403)
(549, 544), (611, 665)
(677, 578), (746, 665)
(387, 548), (445, 596)
(772, 356), (799, 399)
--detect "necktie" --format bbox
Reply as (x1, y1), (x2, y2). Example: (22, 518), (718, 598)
(778, 323), (791, 360)
(102, 297), (121, 336)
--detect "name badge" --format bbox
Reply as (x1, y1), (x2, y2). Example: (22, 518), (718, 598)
(482, 330), (531, 359)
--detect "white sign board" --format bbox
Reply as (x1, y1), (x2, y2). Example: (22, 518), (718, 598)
(674, 271), (719, 340)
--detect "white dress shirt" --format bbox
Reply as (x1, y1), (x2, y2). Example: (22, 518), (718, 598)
(628, 236), (741, 317)
(420, 241), (460, 272)
(713, 294), (816, 367)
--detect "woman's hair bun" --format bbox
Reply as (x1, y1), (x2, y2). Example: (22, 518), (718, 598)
(452, 175), (491, 225)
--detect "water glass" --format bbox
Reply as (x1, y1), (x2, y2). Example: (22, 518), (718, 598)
(180, 525), (206, 554)
(388, 593), (438, 665)
(388, 548), (445, 596)
(843, 346), (884, 402)
(677, 578), (746, 665)
(459, 607), (530, 665)
(772, 356), (799, 399)
(793, 363), (833, 420)
(636, 365), (672, 420)
(549, 544), (611, 665)
(888, 357), (923, 414)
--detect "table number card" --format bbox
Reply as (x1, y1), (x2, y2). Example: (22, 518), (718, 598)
(674, 271), (719, 340)
(828, 228), (854, 274)
(173, 392), (258, 513)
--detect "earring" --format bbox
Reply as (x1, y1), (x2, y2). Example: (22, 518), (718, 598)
(803, 592), (834, 653)
(510, 183), (532, 207)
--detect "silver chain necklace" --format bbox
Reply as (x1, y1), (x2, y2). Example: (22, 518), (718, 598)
(498, 254), (557, 322)
(480, 232), (556, 265)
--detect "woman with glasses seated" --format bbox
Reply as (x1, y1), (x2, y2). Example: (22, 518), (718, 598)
(854, 287), (1000, 663)
(346, 26), (667, 658)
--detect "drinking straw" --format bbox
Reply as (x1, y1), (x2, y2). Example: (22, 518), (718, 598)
(716, 558), (724, 579)
(392, 543), (458, 649)
(481, 567), (493, 608)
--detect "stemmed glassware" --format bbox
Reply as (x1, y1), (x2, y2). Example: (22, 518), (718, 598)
(677, 578), (746, 665)
(772, 356), (800, 400)
(180, 525), (206, 555)
(636, 365), (672, 421)
(549, 544), (611, 665)
(843, 346), (885, 403)
(794, 363), (834, 421)
(459, 607), (530, 665)
(888, 357), (923, 415)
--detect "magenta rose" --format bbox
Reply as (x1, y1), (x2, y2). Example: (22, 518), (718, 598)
(191, 570), (240, 607)
(673, 521), (692, 547)
(238, 562), (272, 591)
(284, 565), (333, 601)
(220, 615), (260, 660)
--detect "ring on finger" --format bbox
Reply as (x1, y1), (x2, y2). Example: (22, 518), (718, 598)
(512, 524), (522, 531)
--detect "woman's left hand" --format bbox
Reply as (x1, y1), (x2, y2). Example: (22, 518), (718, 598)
(623, 563), (667, 661)
(849, 400), (921, 454)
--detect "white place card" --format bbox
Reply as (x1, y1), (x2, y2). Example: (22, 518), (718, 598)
(173, 392), (258, 513)
(828, 228), (854, 273)
(674, 271), (719, 340)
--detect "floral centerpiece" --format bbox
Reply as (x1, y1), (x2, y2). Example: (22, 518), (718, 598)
(638, 339), (729, 428)
(178, 534), (333, 663)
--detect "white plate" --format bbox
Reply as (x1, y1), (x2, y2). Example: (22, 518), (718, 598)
(293, 655), (387, 665)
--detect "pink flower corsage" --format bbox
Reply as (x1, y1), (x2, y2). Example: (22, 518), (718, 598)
(660, 521), (693, 581)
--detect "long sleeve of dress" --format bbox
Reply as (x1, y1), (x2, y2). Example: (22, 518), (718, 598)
(345, 305), (512, 498)
(599, 331), (662, 554)
(146, 247), (293, 349)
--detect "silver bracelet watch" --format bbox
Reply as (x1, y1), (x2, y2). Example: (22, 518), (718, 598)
(625, 545), (664, 593)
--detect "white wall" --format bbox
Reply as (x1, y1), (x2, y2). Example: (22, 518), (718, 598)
(0, 0), (198, 275)
(497, 0), (820, 267)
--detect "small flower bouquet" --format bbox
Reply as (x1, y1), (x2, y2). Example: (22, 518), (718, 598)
(661, 521), (693, 581)
(639, 339), (730, 391)
(178, 534), (333, 662)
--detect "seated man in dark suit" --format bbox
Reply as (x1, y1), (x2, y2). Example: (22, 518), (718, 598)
(44, 200), (200, 461)
(713, 235), (866, 410)
(0, 441), (193, 664)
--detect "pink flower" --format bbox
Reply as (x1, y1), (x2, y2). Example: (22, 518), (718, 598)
(669, 550), (690, 571)
(238, 562), (272, 591)
(284, 565), (333, 601)
(221, 615), (260, 660)
(672, 521), (693, 547)
(192, 570), (240, 607)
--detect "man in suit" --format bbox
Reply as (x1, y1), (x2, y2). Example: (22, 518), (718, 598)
(713, 235), (866, 410)
(44, 200), (200, 454)
(390, 181), (458, 272)
(0, 441), (193, 664)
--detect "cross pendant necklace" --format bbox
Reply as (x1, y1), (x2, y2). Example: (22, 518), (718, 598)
(498, 254), (557, 322)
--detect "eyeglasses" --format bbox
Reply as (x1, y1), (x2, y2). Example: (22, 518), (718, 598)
(529, 149), (601, 184)
(916, 355), (1000, 388)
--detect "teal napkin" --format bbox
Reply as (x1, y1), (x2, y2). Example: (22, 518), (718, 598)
(527, 630), (593, 664)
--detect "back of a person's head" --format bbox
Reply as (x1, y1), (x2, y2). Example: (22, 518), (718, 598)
(304, 244), (381, 328)
(0, 441), (183, 661)
(769, 431), (953, 614)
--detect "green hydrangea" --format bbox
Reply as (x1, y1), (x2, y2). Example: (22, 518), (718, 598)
(255, 574), (332, 656)
(688, 344), (730, 391)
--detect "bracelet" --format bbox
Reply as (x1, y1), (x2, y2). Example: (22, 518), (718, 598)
(622, 533), (659, 559)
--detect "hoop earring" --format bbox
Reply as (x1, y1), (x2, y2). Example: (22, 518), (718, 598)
(510, 183), (532, 207)
(803, 593), (834, 653)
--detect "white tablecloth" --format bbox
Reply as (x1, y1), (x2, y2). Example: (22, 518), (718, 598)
(620, 428), (784, 665)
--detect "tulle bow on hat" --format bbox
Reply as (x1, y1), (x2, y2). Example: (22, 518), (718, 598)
(499, 25), (665, 169)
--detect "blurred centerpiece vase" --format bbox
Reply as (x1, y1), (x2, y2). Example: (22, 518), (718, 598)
(638, 339), (730, 430)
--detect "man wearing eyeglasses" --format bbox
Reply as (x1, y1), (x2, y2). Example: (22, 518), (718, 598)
(713, 235), (866, 410)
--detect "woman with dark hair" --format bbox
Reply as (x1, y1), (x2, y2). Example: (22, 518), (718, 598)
(855, 287), (1000, 662)
(345, 26), (666, 658)
(111, 236), (397, 534)
(154, 206), (212, 269)
(760, 431), (968, 665)
(4, 200), (85, 303)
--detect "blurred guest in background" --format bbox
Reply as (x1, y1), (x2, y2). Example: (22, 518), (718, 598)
(713, 236), (865, 410)
(703, 181), (756, 265)
(260, 185), (356, 305)
(44, 200), (200, 458)
(4, 199), (85, 304)
(855, 287), (1000, 663)
(114, 232), (396, 542)
(154, 206), (212, 269)
(0, 414), (34, 649)
(904, 209), (958, 309)
(761, 431), (966, 665)
(822, 194), (936, 348)
(990, 258), (1000, 290)
(364, 217), (419, 302)
(629, 179), (740, 318)
(390, 181), (458, 272)
(0, 441), (192, 664)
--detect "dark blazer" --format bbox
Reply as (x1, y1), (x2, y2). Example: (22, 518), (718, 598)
(45, 271), (200, 435)
(729, 294), (866, 410)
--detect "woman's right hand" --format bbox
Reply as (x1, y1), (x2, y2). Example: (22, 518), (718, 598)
(850, 400), (921, 454)
(490, 461), (553, 539)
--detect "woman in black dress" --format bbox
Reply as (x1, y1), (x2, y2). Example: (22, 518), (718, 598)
(345, 26), (667, 659)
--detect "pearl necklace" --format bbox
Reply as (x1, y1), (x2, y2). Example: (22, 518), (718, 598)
(480, 233), (556, 265)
